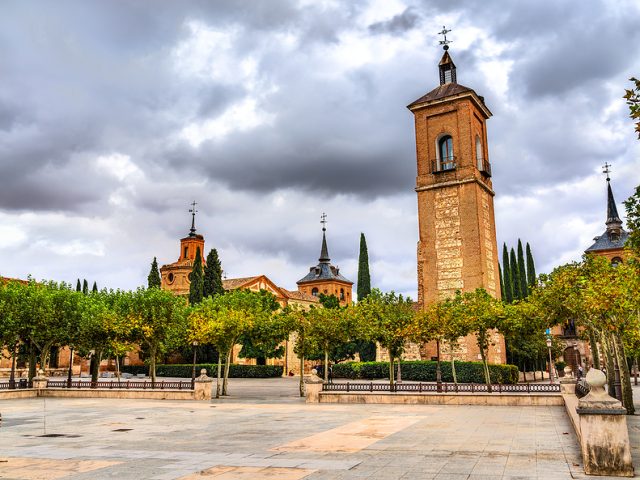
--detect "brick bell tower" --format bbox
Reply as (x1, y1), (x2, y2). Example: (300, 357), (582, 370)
(407, 31), (504, 363)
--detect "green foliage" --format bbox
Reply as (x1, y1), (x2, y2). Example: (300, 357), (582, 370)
(624, 76), (640, 139)
(147, 257), (161, 289)
(121, 363), (283, 378)
(318, 293), (340, 309)
(331, 361), (519, 384)
(624, 185), (640, 256)
(357, 233), (371, 302)
(498, 264), (505, 301)
(526, 243), (536, 287)
(82, 279), (89, 295)
(509, 248), (521, 300)
(76, 279), (81, 292)
(92, 281), (98, 293)
(517, 239), (527, 297)
(189, 247), (204, 305)
(203, 248), (224, 298)
(502, 244), (513, 303)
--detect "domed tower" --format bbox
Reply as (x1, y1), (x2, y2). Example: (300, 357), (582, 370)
(160, 202), (205, 296)
(297, 213), (353, 306)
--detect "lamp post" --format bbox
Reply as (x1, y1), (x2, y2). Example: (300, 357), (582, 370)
(67, 348), (74, 388)
(546, 337), (554, 384)
(573, 341), (579, 378)
(191, 341), (199, 388)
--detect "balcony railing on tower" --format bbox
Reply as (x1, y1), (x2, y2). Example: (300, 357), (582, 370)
(478, 157), (492, 177)
(431, 156), (456, 173)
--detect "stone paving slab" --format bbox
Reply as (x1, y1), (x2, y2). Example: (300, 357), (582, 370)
(1, 377), (639, 479)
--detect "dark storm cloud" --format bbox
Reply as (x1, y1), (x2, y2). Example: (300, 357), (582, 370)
(369, 8), (420, 35)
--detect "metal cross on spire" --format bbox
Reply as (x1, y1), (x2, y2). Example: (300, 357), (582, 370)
(189, 201), (198, 236)
(438, 26), (452, 50)
(320, 212), (327, 232)
(602, 162), (612, 182)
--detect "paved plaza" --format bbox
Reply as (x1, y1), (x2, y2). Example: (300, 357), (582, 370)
(1, 378), (639, 480)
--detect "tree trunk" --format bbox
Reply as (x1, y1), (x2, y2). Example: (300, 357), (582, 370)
(222, 349), (232, 395)
(9, 342), (17, 389)
(299, 353), (305, 397)
(388, 352), (395, 388)
(149, 346), (157, 385)
(91, 349), (102, 384)
(601, 332), (616, 397)
(479, 344), (492, 392)
(589, 331), (600, 370)
(115, 356), (121, 380)
(436, 339), (442, 391)
(216, 354), (222, 398)
(323, 349), (329, 383)
(28, 342), (37, 381)
(450, 343), (457, 385)
(613, 334), (634, 414)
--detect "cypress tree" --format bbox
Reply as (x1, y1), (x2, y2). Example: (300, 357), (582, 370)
(148, 257), (161, 289)
(203, 248), (224, 298)
(76, 279), (81, 292)
(92, 281), (98, 293)
(502, 244), (513, 303)
(509, 248), (521, 300)
(82, 279), (89, 295)
(498, 263), (505, 301)
(526, 243), (536, 287)
(357, 233), (371, 301)
(517, 239), (527, 298)
(189, 247), (204, 306)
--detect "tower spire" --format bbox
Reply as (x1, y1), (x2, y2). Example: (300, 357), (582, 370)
(319, 212), (330, 263)
(189, 201), (198, 237)
(602, 163), (622, 236)
(437, 26), (456, 85)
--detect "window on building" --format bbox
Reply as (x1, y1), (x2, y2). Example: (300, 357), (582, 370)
(611, 257), (623, 267)
(311, 287), (318, 296)
(168, 273), (174, 283)
(475, 135), (483, 169)
(340, 289), (345, 300)
(438, 135), (454, 171)
(443, 67), (453, 83)
(184, 246), (188, 258)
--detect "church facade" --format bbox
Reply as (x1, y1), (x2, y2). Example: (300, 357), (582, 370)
(407, 45), (505, 364)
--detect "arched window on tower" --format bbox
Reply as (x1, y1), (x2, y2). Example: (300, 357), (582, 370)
(611, 257), (623, 267)
(437, 135), (455, 171)
(475, 136), (483, 169)
(340, 288), (345, 301)
(311, 287), (319, 296)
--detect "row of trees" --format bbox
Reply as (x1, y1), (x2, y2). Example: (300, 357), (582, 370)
(499, 240), (536, 304)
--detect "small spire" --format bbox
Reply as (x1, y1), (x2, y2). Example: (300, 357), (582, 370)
(189, 201), (198, 237)
(437, 26), (456, 85)
(602, 164), (622, 235)
(319, 213), (330, 263)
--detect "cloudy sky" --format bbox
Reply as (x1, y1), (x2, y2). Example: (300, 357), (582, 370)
(1, 0), (639, 298)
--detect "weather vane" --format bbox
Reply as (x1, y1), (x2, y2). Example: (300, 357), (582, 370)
(602, 162), (612, 182)
(438, 26), (452, 50)
(320, 212), (327, 232)
(189, 200), (198, 235)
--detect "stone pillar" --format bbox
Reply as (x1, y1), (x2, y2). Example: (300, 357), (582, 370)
(576, 369), (633, 477)
(304, 370), (325, 403)
(560, 378), (576, 395)
(32, 369), (48, 390)
(194, 369), (213, 401)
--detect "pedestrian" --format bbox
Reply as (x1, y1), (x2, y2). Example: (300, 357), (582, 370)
(328, 364), (333, 384)
(577, 365), (583, 379)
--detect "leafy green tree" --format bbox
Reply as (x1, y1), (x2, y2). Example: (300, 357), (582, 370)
(238, 291), (286, 364)
(498, 264), (505, 301)
(82, 279), (89, 295)
(517, 239), (528, 297)
(127, 287), (188, 383)
(0, 279), (23, 387)
(624, 76), (640, 139)
(509, 248), (521, 300)
(203, 248), (224, 298)
(502, 244), (513, 303)
(92, 281), (98, 293)
(357, 233), (371, 301)
(189, 247), (204, 305)
(526, 243), (536, 287)
(148, 257), (161, 289)
(282, 305), (313, 396)
(355, 289), (414, 386)
(624, 186), (640, 256)
(76, 279), (81, 292)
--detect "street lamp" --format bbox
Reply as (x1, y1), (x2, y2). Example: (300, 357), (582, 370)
(546, 337), (554, 384)
(573, 341), (579, 378)
(67, 348), (74, 388)
(191, 341), (199, 388)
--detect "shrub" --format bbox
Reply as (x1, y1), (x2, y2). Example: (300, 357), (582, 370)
(121, 364), (283, 378)
(331, 360), (519, 384)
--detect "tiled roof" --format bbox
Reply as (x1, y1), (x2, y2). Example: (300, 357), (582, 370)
(222, 276), (260, 290)
(585, 229), (629, 253)
(282, 289), (320, 303)
(297, 263), (353, 285)
(0, 276), (29, 285)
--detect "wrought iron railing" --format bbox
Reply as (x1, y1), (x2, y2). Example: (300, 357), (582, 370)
(0, 379), (32, 390)
(431, 156), (456, 173)
(323, 382), (560, 393)
(575, 379), (590, 398)
(46, 380), (193, 390)
(478, 157), (491, 176)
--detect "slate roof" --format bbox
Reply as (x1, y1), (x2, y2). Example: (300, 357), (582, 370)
(296, 230), (354, 285)
(407, 82), (474, 108)
(585, 229), (629, 252)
